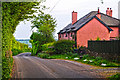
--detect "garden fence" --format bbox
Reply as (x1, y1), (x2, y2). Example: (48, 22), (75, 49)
(88, 40), (120, 55)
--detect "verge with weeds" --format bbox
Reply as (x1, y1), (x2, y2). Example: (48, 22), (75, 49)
(37, 52), (120, 67)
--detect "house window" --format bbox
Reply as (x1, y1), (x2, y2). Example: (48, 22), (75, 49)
(71, 33), (72, 37)
(72, 35), (75, 39)
(59, 34), (61, 38)
(62, 34), (64, 37)
(66, 33), (67, 37)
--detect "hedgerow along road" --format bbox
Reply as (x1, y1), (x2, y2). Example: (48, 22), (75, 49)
(12, 53), (118, 78)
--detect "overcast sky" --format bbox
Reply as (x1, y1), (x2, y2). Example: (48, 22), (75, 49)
(14, 0), (120, 39)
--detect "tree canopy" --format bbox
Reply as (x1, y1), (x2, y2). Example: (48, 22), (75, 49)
(2, 1), (46, 78)
(2, 1), (45, 33)
(30, 13), (57, 55)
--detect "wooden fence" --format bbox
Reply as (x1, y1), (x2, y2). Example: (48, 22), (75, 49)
(88, 40), (120, 55)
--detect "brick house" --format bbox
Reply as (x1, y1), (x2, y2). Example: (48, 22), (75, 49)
(58, 8), (120, 47)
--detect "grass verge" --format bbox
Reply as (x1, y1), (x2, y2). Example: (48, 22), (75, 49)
(37, 52), (120, 67)
(107, 73), (120, 80)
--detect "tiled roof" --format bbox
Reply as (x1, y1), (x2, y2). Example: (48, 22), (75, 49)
(58, 11), (120, 34)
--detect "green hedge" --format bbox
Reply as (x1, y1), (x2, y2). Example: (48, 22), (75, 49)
(11, 49), (23, 56)
(2, 2), (41, 79)
(37, 53), (50, 59)
(54, 40), (75, 54)
(2, 57), (13, 79)
(41, 42), (54, 52)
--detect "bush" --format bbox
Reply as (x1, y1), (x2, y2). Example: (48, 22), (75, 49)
(37, 53), (50, 59)
(41, 42), (55, 52)
(82, 54), (89, 60)
(54, 40), (75, 54)
(24, 48), (32, 52)
(2, 57), (13, 79)
(11, 49), (23, 56)
(96, 37), (101, 41)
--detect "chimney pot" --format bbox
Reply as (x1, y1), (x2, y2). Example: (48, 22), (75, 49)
(106, 8), (112, 17)
(98, 7), (100, 14)
(110, 8), (112, 17)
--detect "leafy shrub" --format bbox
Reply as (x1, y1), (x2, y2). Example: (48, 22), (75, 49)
(2, 57), (13, 79)
(95, 57), (103, 61)
(82, 54), (89, 60)
(54, 40), (75, 54)
(72, 53), (79, 58)
(37, 53), (50, 59)
(96, 37), (101, 41)
(66, 52), (73, 56)
(11, 49), (23, 56)
(41, 42), (55, 52)
(24, 48), (32, 52)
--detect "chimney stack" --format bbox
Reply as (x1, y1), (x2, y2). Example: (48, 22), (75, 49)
(106, 8), (112, 17)
(96, 7), (101, 19)
(72, 11), (77, 25)
(109, 8), (112, 17)
(98, 7), (100, 14)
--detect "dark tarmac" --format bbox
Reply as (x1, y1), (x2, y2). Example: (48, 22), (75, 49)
(12, 53), (119, 78)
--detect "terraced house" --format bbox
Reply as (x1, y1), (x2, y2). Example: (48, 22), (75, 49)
(58, 8), (120, 47)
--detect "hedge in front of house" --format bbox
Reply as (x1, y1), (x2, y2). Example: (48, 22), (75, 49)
(54, 40), (75, 54)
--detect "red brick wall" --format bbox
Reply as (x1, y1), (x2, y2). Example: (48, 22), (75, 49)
(77, 18), (110, 47)
(72, 11), (77, 25)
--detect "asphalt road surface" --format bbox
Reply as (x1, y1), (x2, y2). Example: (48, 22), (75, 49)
(12, 53), (119, 78)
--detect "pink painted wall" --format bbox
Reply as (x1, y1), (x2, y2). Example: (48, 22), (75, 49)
(58, 32), (75, 41)
(109, 27), (119, 39)
(77, 18), (110, 47)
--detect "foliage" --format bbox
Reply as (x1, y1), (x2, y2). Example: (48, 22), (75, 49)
(37, 53), (50, 59)
(11, 47), (32, 56)
(115, 37), (120, 40)
(37, 52), (120, 67)
(41, 42), (55, 52)
(2, 1), (45, 79)
(11, 49), (23, 56)
(108, 73), (120, 80)
(30, 13), (57, 55)
(2, 57), (13, 79)
(80, 54), (119, 67)
(96, 37), (101, 41)
(31, 13), (56, 30)
(54, 40), (75, 54)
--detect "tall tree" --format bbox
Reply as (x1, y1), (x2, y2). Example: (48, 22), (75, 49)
(30, 13), (57, 55)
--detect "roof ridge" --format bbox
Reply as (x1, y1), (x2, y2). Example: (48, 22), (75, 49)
(72, 11), (98, 25)
(100, 13), (120, 21)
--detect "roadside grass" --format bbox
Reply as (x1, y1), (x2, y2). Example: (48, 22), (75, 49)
(107, 73), (120, 80)
(37, 52), (120, 67)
